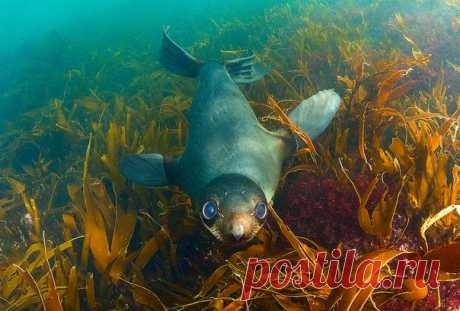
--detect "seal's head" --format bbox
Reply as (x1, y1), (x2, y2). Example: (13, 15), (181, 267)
(199, 174), (268, 243)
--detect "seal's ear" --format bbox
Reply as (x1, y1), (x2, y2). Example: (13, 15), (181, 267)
(225, 53), (269, 83)
(119, 153), (171, 187)
(288, 89), (341, 142)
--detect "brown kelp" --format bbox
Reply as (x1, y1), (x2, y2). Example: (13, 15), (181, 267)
(0, 1), (459, 310)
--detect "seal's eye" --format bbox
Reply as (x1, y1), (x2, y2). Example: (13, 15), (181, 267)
(255, 202), (267, 220)
(202, 201), (218, 220)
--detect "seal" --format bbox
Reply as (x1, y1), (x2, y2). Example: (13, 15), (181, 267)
(120, 28), (341, 243)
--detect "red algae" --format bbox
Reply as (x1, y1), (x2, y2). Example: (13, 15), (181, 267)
(381, 281), (460, 311)
(277, 172), (395, 250)
(278, 171), (460, 310)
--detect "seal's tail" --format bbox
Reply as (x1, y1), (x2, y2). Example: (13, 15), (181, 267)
(225, 53), (269, 83)
(160, 26), (204, 78)
(160, 27), (269, 83)
(288, 89), (341, 144)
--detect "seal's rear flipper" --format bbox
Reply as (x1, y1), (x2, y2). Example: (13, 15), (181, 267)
(160, 27), (204, 78)
(225, 54), (269, 83)
(288, 89), (341, 142)
(119, 153), (173, 187)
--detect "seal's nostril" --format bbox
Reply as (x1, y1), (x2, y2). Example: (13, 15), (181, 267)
(232, 223), (244, 240)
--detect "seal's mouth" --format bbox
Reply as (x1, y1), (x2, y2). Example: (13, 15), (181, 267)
(205, 214), (264, 244)
(230, 222), (245, 240)
(202, 214), (263, 244)
(226, 213), (255, 241)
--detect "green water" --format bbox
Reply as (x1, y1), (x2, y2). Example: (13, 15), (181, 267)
(1, 0), (458, 121)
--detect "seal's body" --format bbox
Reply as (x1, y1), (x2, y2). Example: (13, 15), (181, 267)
(179, 63), (287, 203)
(120, 28), (341, 243)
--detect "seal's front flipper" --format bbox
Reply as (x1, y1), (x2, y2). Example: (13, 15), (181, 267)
(160, 27), (204, 78)
(225, 54), (269, 83)
(288, 89), (341, 141)
(119, 153), (174, 187)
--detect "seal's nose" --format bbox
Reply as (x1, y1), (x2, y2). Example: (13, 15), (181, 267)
(231, 223), (245, 240)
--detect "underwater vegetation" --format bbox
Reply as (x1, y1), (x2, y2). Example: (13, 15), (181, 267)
(0, 0), (459, 310)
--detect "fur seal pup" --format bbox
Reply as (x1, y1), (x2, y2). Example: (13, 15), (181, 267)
(120, 28), (341, 243)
